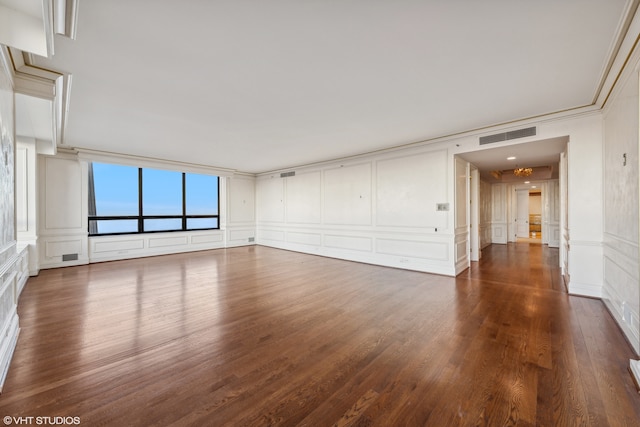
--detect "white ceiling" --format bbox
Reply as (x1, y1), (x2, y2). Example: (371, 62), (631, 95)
(32, 0), (633, 174)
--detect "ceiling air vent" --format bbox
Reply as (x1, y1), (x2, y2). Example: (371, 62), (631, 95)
(280, 171), (295, 178)
(479, 126), (536, 145)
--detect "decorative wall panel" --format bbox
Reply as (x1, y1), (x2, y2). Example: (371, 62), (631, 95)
(148, 236), (189, 248)
(259, 229), (286, 242)
(0, 51), (14, 250)
(376, 238), (448, 261)
(287, 232), (322, 247)
(376, 151), (447, 228)
(286, 171), (321, 224)
(44, 157), (83, 230)
(256, 177), (284, 222)
(94, 239), (145, 253)
(324, 234), (372, 252)
(44, 239), (83, 257)
(228, 176), (255, 223)
(601, 67), (640, 353)
(323, 163), (372, 225)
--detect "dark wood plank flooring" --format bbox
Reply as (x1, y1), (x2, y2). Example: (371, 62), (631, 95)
(0, 243), (638, 426)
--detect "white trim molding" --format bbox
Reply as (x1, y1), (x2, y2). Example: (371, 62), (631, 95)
(76, 148), (236, 177)
(630, 360), (640, 392)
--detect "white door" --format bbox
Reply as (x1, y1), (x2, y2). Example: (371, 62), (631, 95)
(469, 168), (480, 261)
(516, 189), (529, 238)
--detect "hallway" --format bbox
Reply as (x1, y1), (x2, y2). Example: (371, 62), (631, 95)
(462, 242), (567, 292)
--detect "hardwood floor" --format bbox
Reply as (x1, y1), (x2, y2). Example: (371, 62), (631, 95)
(0, 243), (639, 426)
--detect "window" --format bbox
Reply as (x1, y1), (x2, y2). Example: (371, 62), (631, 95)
(88, 162), (219, 235)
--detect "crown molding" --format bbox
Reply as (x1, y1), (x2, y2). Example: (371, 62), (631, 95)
(597, 0), (640, 107)
(54, 0), (79, 40)
(75, 148), (237, 178)
(0, 46), (13, 87)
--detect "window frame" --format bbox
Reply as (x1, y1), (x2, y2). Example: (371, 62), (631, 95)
(88, 164), (220, 236)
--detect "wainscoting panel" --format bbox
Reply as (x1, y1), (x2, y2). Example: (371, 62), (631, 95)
(44, 239), (83, 257)
(376, 238), (448, 261)
(455, 227), (469, 274)
(258, 229), (286, 243)
(223, 229), (250, 247)
(602, 233), (639, 354)
(149, 236), (189, 248)
(93, 238), (145, 253)
(287, 232), (322, 247)
(40, 235), (88, 268)
(491, 223), (508, 244)
(89, 231), (225, 263)
(567, 240), (603, 297)
(256, 224), (455, 276)
(324, 234), (373, 253)
(0, 244), (28, 391)
(191, 233), (224, 245)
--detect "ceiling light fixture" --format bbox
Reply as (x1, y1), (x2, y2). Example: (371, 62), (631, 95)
(514, 167), (533, 177)
(507, 156), (516, 160)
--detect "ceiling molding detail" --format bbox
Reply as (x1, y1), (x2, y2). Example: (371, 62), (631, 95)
(54, 0), (79, 39)
(591, 0), (640, 104)
(75, 148), (237, 178)
(9, 47), (71, 155)
(0, 0), (78, 57)
(597, 0), (640, 107)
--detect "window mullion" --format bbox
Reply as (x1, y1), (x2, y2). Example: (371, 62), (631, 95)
(138, 168), (144, 233)
(182, 173), (187, 231)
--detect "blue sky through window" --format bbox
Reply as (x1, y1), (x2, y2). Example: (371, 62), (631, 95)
(143, 168), (182, 215)
(93, 163), (138, 216)
(90, 162), (219, 234)
(186, 173), (219, 214)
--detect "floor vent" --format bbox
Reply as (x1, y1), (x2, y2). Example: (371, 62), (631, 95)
(479, 126), (536, 145)
(62, 253), (79, 261)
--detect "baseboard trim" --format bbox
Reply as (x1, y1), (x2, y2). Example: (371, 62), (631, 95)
(629, 360), (640, 393)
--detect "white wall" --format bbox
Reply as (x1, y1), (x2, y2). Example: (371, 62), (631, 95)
(562, 116), (604, 297)
(16, 138), (39, 274)
(256, 146), (457, 276)
(37, 153), (89, 269)
(254, 110), (605, 280)
(226, 174), (257, 247)
(0, 47), (28, 392)
(34, 153), (256, 267)
(602, 61), (640, 354)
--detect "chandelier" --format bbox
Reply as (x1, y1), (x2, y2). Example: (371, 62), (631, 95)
(513, 167), (533, 177)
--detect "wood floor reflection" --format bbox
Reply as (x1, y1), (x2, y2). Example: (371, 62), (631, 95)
(0, 244), (638, 426)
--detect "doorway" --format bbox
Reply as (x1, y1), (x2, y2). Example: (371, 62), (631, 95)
(516, 189), (543, 243)
(516, 189), (530, 239)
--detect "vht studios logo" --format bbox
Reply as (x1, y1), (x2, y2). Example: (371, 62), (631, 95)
(3, 416), (81, 425)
